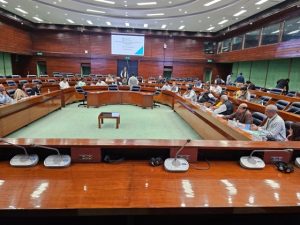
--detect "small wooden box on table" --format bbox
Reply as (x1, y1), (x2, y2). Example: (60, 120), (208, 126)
(98, 112), (120, 129)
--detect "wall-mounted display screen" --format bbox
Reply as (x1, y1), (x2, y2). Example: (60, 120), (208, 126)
(111, 34), (144, 56)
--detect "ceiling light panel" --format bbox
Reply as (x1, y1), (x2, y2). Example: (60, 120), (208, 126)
(94, 0), (115, 4)
(204, 0), (221, 7)
(137, 2), (157, 6)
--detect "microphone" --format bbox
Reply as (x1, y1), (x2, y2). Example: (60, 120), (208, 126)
(164, 139), (191, 172)
(240, 149), (293, 169)
(31, 144), (71, 168)
(0, 138), (39, 167)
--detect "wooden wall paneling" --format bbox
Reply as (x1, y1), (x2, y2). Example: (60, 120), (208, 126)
(91, 58), (116, 75)
(172, 62), (205, 78)
(172, 37), (205, 59)
(11, 55), (33, 76)
(145, 36), (164, 58)
(0, 22), (32, 54)
(138, 60), (164, 78)
(90, 34), (110, 56)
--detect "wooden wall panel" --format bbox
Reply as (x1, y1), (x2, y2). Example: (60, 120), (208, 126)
(215, 39), (300, 63)
(91, 58), (116, 75)
(172, 37), (205, 59)
(90, 34), (110, 56)
(0, 22), (32, 54)
(172, 62), (205, 78)
(138, 60), (164, 78)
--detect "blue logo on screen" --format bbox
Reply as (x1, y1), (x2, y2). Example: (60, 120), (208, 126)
(135, 47), (144, 56)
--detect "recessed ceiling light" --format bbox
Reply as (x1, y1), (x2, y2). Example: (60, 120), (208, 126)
(178, 25), (185, 30)
(204, 0), (221, 7)
(47, 12), (50, 14)
(257, 7), (260, 9)
(218, 19), (228, 25)
(94, 0), (115, 4)
(125, 4), (127, 7)
(146, 13), (164, 16)
(125, 22), (130, 26)
(2, 4), (6, 7)
(33, 17), (43, 22)
(137, 2), (157, 6)
(66, 19), (74, 24)
(86, 9), (105, 13)
(271, 30), (280, 34)
(233, 9), (247, 17)
(15, 8), (28, 14)
(53, 1), (57, 4)
(86, 20), (93, 25)
(161, 24), (167, 29)
(288, 30), (300, 35)
(0, 0), (8, 3)
(178, 8), (182, 11)
(255, 0), (268, 5)
(207, 26), (215, 31)
(168, 1), (172, 4)
(184, 11), (187, 14)
(144, 23), (148, 28)
(106, 21), (111, 25)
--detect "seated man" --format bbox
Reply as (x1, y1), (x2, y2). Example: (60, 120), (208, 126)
(251, 104), (286, 141)
(210, 84), (223, 96)
(197, 86), (215, 103)
(14, 83), (28, 101)
(235, 86), (250, 101)
(194, 80), (203, 88)
(223, 103), (253, 124)
(96, 79), (107, 86)
(30, 83), (41, 96)
(246, 80), (256, 90)
(161, 81), (171, 91)
(0, 84), (13, 104)
(170, 81), (179, 93)
(59, 77), (70, 89)
(183, 84), (197, 101)
(213, 95), (234, 115)
(76, 78), (86, 87)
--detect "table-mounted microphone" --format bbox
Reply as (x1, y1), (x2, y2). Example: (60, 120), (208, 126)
(164, 139), (191, 172)
(0, 138), (39, 167)
(31, 144), (71, 168)
(240, 149), (293, 169)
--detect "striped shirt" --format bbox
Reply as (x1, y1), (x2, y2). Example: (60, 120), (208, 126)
(262, 114), (286, 141)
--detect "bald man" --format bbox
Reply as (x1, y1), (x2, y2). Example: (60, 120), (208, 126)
(223, 103), (253, 124)
(252, 104), (286, 141)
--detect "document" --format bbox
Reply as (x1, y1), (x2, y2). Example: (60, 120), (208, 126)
(112, 112), (120, 117)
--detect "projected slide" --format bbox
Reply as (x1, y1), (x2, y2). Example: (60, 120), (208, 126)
(111, 35), (144, 56)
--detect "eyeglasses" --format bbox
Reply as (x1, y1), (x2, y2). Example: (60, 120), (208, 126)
(239, 107), (247, 110)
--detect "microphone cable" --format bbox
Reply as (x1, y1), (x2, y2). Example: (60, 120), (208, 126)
(189, 157), (211, 170)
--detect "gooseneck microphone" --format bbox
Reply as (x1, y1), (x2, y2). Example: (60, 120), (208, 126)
(31, 144), (71, 168)
(0, 138), (39, 167)
(164, 139), (191, 172)
(240, 149), (293, 169)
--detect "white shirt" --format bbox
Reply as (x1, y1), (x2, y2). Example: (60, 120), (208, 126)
(59, 80), (70, 89)
(261, 114), (286, 141)
(183, 89), (197, 101)
(226, 75), (232, 85)
(128, 76), (139, 89)
(213, 104), (227, 114)
(210, 85), (222, 95)
(170, 85), (179, 93)
(96, 81), (107, 86)
(161, 84), (171, 91)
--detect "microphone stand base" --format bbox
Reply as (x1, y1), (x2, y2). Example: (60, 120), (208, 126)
(240, 156), (265, 169)
(10, 154), (39, 167)
(164, 158), (189, 172)
(44, 155), (71, 168)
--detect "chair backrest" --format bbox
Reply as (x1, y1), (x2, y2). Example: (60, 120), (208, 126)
(250, 94), (256, 100)
(12, 75), (21, 78)
(286, 91), (296, 97)
(252, 112), (267, 126)
(260, 96), (271, 105)
(27, 75), (37, 78)
(40, 74), (48, 77)
(0, 75), (4, 78)
(269, 88), (283, 95)
(6, 80), (17, 86)
(75, 86), (85, 93)
(48, 79), (56, 83)
(6, 89), (16, 97)
(286, 102), (300, 114)
(5, 75), (12, 78)
(131, 85), (141, 91)
(25, 87), (32, 95)
(32, 79), (41, 84)
(54, 74), (63, 78)
(276, 100), (290, 110)
(108, 84), (118, 91)
(19, 80), (28, 85)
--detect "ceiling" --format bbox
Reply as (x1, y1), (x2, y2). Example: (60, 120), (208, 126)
(0, 0), (288, 32)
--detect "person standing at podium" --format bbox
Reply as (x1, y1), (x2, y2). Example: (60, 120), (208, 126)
(120, 66), (128, 79)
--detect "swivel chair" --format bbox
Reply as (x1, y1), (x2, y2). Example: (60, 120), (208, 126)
(252, 112), (267, 126)
(131, 85), (141, 91)
(75, 86), (87, 107)
(153, 89), (161, 108)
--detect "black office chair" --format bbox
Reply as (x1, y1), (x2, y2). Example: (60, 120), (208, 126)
(252, 112), (267, 126)
(269, 88), (283, 95)
(108, 84), (118, 91)
(285, 102), (300, 115)
(286, 91), (296, 97)
(131, 85), (141, 91)
(259, 96), (271, 105)
(153, 89), (161, 108)
(276, 100), (290, 110)
(6, 89), (16, 98)
(75, 86), (87, 107)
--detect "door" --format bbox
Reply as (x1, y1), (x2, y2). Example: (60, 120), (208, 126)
(204, 69), (212, 83)
(81, 63), (91, 76)
(36, 61), (47, 76)
(117, 59), (138, 78)
(163, 66), (173, 80)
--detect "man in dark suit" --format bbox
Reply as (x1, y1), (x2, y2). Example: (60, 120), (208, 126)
(120, 66), (128, 79)
(276, 78), (289, 93)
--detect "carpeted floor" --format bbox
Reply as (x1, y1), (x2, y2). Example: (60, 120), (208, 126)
(6, 103), (202, 140)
